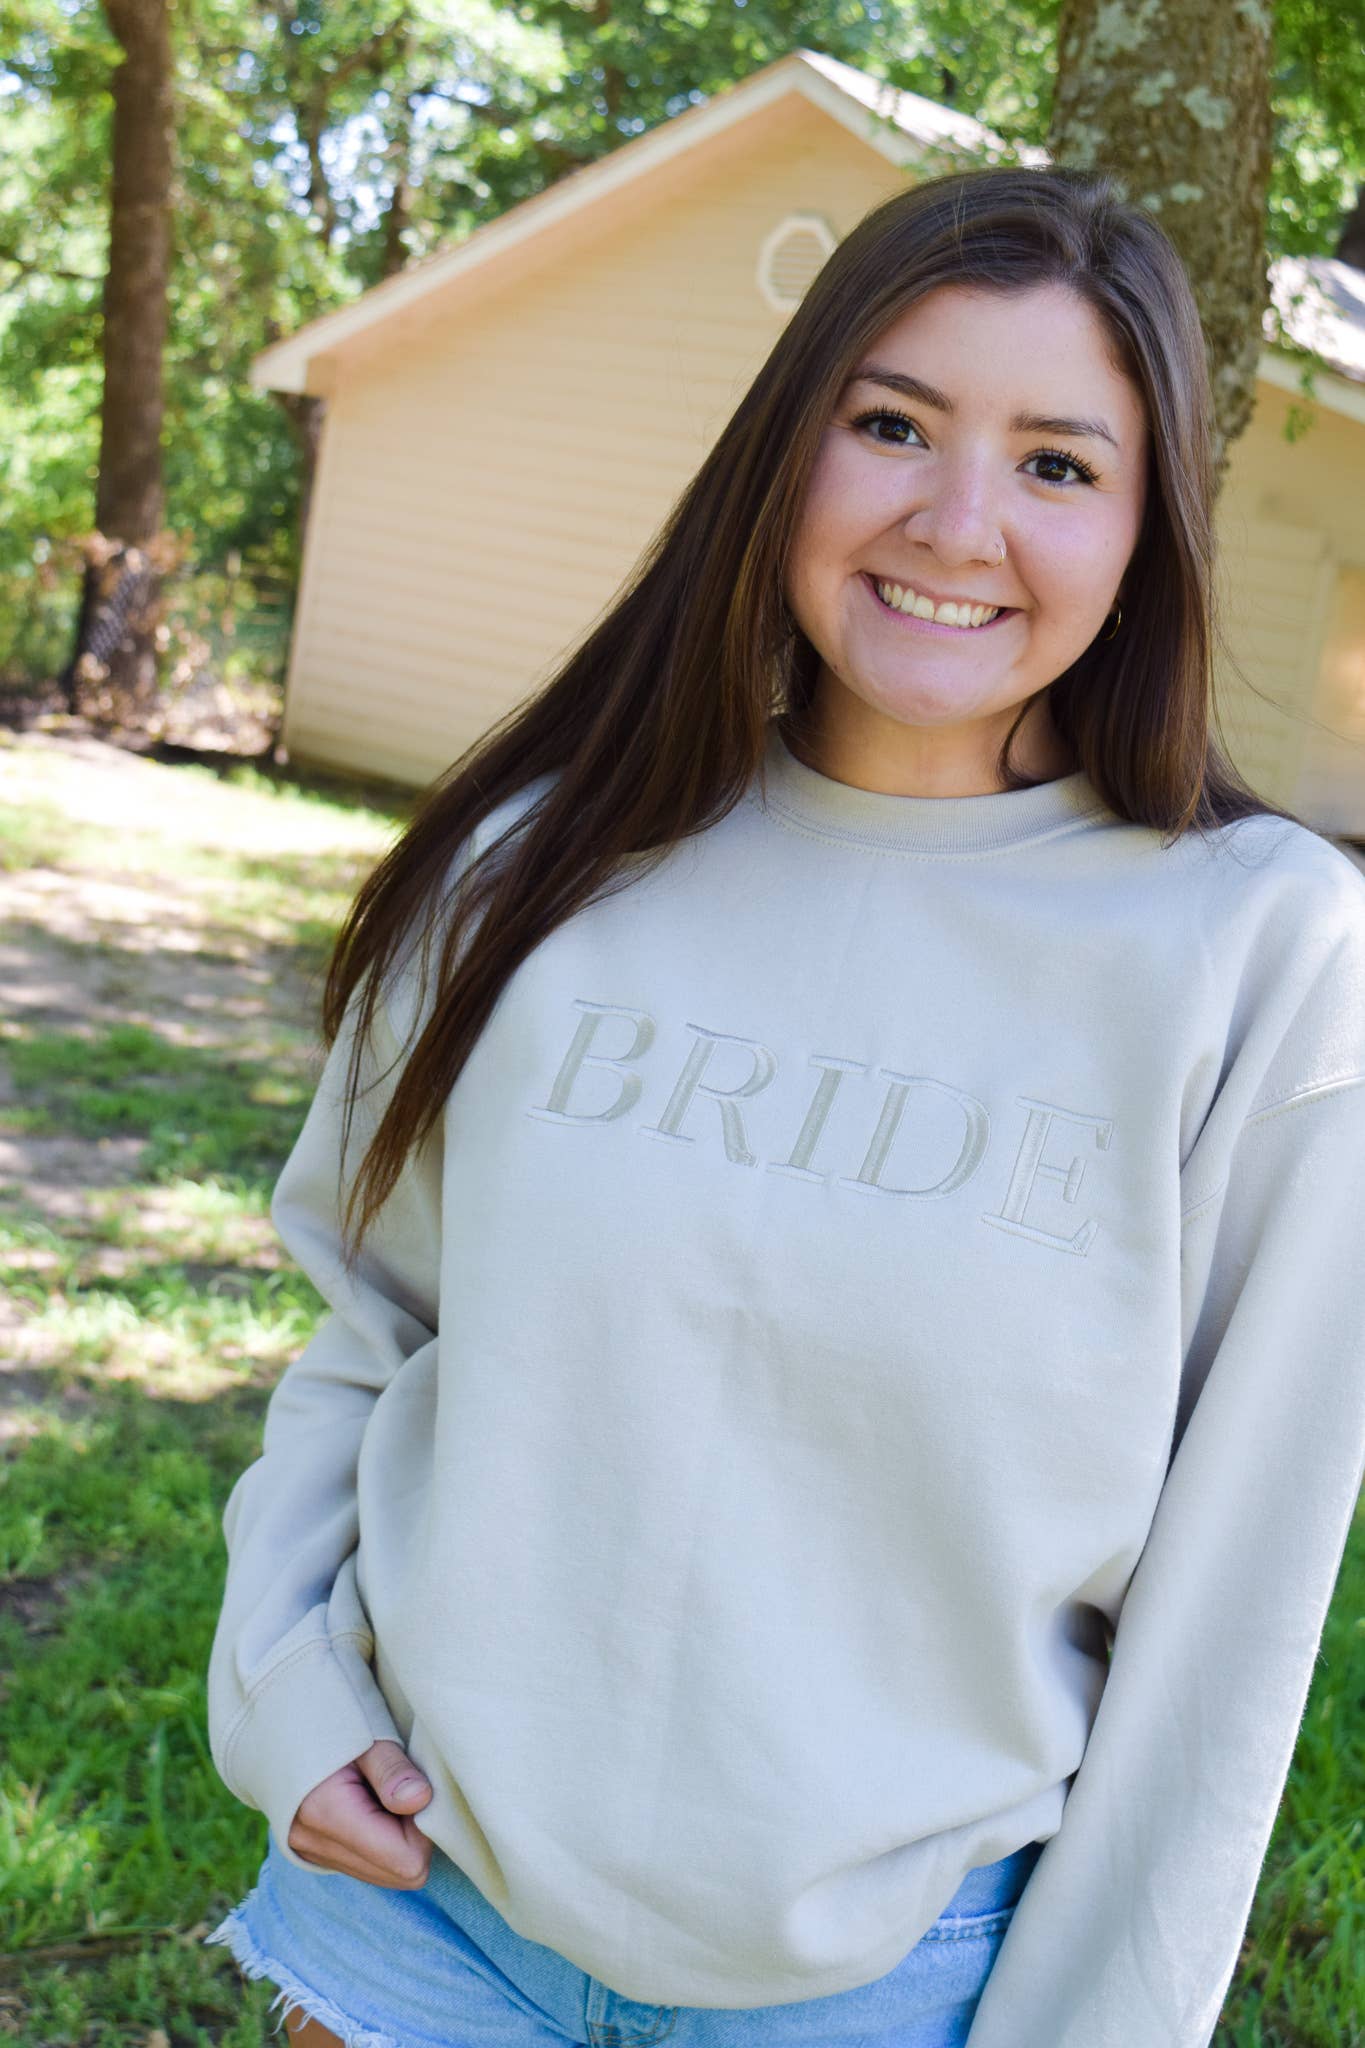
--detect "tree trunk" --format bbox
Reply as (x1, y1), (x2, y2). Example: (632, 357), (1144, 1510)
(1046, 0), (1275, 495)
(1336, 183), (1365, 270)
(64, 0), (174, 717)
(379, 26), (416, 280)
(272, 390), (327, 567)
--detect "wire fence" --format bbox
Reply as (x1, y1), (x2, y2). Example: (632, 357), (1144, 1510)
(0, 545), (297, 748)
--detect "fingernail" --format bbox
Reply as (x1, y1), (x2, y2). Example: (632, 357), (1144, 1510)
(393, 1775), (427, 1797)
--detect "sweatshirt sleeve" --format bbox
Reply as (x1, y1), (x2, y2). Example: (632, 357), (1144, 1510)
(206, 974), (445, 1868)
(966, 919), (1365, 2045)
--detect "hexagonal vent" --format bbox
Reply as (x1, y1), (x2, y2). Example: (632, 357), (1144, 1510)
(757, 213), (839, 313)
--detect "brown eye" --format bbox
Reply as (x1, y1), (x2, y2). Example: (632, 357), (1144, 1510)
(851, 407), (921, 446)
(851, 408), (1101, 489)
(1024, 449), (1101, 488)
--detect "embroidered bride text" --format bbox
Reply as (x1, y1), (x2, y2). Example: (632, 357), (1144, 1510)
(526, 998), (1113, 1256)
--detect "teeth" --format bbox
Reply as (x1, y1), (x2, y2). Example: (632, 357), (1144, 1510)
(875, 580), (1001, 628)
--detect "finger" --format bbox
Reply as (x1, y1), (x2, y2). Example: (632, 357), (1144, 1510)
(354, 1739), (433, 1815)
(292, 1776), (432, 1887)
(296, 1755), (427, 1839)
(289, 1820), (432, 1890)
(290, 1825), (432, 1890)
(294, 1785), (428, 1870)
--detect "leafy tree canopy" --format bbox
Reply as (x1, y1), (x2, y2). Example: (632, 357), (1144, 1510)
(1, 0), (1361, 672)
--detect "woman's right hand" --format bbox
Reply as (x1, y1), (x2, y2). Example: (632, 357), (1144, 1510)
(287, 1738), (435, 1888)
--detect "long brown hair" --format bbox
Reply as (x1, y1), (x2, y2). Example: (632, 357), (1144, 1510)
(323, 160), (1301, 1257)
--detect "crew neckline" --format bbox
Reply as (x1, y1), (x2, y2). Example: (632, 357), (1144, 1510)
(754, 720), (1110, 856)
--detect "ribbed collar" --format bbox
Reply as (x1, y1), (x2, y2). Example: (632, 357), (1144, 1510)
(754, 720), (1111, 857)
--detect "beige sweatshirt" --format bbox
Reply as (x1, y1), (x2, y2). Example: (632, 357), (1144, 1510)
(208, 720), (1365, 2044)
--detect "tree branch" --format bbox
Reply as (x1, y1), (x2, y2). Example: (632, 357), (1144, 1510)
(0, 242), (100, 285)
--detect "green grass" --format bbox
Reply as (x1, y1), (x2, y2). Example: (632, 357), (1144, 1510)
(1218, 1502), (1365, 2043)
(0, 796), (110, 875)
(1, 1021), (312, 1201)
(0, 742), (390, 2042)
(0, 740), (1362, 2043)
(0, 1390), (279, 2047)
(189, 755), (416, 824)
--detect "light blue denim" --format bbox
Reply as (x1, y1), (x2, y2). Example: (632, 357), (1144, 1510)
(205, 1831), (1045, 2047)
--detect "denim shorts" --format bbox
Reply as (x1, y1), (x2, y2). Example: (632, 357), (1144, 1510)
(204, 1831), (1044, 2047)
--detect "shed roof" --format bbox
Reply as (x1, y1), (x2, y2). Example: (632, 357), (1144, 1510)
(252, 46), (1365, 426)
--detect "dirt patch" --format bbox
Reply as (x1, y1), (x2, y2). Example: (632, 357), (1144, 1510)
(0, 1360), (98, 1445)
(0, 905), (313, 1046)
(0, 1131), (148, 1211)
(0, 729), (389, 1051)
(0, 1563), (98, 1636)
(0, 730), (394, 1415)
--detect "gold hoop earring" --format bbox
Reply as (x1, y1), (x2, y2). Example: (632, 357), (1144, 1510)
(1101, 605), (1122, 642)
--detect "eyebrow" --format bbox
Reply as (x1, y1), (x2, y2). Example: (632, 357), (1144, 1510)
(846, 365), (1122, 452)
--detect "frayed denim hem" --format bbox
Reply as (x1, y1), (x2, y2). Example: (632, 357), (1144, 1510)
(204, 1885), (399, 2048)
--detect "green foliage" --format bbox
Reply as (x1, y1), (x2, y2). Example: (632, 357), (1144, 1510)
(0, 0), (1361, 689)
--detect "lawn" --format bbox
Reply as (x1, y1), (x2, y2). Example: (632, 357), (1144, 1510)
(0, 727), (1361, 2045)
(0, 729), (405, 2046)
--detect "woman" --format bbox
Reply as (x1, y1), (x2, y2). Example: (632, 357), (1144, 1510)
(204, 163), (1365, 2047)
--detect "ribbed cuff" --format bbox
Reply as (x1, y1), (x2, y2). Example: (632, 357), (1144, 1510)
(219, 1632), (403, 1870)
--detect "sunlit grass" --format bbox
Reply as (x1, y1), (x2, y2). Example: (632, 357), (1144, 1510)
(0, 1388), (280, 2046)
(1, 1021), (312, 1198)
(0, 742), (381, 2042)
(1217, 1494), (1365, 2043)
(188, 754), (414, 826)
(3, 1266), (321, 1388)
(0, 794), (61, 868)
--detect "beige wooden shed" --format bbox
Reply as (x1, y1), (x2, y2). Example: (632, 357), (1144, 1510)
(253, 48), (1365, 834)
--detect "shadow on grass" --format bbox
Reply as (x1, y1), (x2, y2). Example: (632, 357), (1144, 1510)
(177, 750), (418, 825)
(1, 1019), (314, 1202)
(0, 1378), (280, 2044)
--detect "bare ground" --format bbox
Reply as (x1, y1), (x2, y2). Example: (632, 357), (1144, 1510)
(0, 727), (396, 1424)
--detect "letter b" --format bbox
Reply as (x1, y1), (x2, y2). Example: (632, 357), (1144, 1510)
(526, 1000), (657, 1124)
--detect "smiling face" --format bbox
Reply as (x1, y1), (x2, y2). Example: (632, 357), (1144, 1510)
(781, 281), (1150, 795)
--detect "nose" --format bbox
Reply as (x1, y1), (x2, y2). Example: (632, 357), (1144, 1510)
(902, 463), (1004, 571)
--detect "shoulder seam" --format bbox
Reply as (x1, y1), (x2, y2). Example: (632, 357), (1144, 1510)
(1243, 1070), (1365, 1128)
(1179, 1071), (1365, 1222)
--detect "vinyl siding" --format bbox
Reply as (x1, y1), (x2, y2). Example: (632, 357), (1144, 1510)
(1212, 511), (1334, 809)
(283, 98), (894, 785)
(279, 99), (1365, 829)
